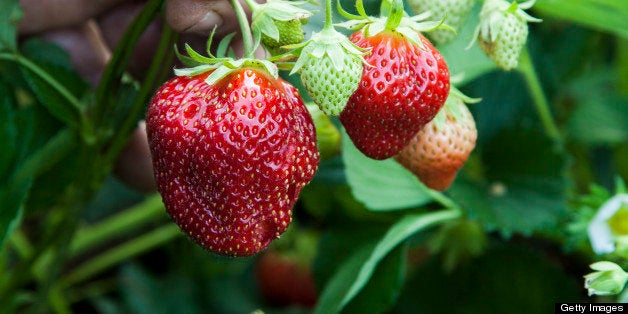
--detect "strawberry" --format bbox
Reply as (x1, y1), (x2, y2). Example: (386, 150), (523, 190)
(394, 89), (477, 191)
(408, 0), (477, 44)
(472, 0), (541, 70)
(249, 0), (312, 55)
(336, 0), (450, 160)
(291, 28), (365, 116)
(147, 60), (319, 256)
(260, 19), (306, 55)
(254, 228), (319, 308)
(289, 0), (366, 116)
(255, 250), (318, 308)
(339, 30), (450, 160)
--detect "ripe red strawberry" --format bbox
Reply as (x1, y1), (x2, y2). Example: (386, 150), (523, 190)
(255, 250), (318, 308)
(395, 92), (477, 191)
(339, 30), (450, 160)
(146, 68), (319, 257)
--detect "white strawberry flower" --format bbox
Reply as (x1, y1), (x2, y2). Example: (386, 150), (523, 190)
(587, 193), (628, 255)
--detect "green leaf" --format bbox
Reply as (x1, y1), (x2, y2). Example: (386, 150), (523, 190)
(313, 225), (385, 288)
(449, 128), (569, 236)
(342, 129), (432, 211)
(314, 209), (460, 313)
(0, 178), (31, 248)
(0, 79), (17, 179)
(534, 0), (628, 39)
(568, 94), (628, 145)
(19, 39), (89, 127)
(394, 243), (584, 313)
(0, 0), (21, 52)
(343, 245), (407, 314)
(315, 243), (407, 314)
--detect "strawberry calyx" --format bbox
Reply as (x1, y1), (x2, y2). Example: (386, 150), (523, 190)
(173, 28), (279, 86)
(287, 0), (366, 74)
(336, 0), (446, 48)
(289, 27), (366, 75)
(246, 0), (313, 44)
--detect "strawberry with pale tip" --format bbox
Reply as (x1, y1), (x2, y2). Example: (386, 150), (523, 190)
(395, 88), (478, 191)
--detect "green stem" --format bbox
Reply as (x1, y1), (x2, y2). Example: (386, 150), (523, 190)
(229, 0), (255, 57)
(0, 53), (82, 111)
(0, 53), (91, 140)
(518, 47), (562, 143)
(323, 0), (334, 31)
(69, 194), (166, 256)
(425, 189), (462, 212)
(12, 128), (77, 186)
(384, 0), (403, 30)
(93, 0), (164, 133)
(60, 224), (181, 288)
(243, 0), (259, 11)
(9, 230), (34, 260)
(103, 24), (177, 166)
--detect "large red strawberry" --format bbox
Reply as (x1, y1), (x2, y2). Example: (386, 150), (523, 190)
(395, 90), (477, 191)
(146, 65), (319, 257)
(337, 0), (450, 160)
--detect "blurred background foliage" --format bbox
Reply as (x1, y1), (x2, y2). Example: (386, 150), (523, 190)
(0, 0), (627, 313)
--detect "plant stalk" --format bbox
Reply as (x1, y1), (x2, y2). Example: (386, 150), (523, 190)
(229, 0), (255, 58)
(60, 224), (181, 288)
(518, 47), (562, 143)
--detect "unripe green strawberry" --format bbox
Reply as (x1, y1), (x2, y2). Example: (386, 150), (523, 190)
(306, 103), (342, 159)
(408, 0), (476, 44)
(261, 19), (305, 54)
(395, 91), (477, 191)
(250, 0), (312, 55)
(473, 0), (541, 70)
(292, 28), (365, 116)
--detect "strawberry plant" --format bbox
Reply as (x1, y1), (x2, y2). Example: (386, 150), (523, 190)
(1, 0), (627, 313)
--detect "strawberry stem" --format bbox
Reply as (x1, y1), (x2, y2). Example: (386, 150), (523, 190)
(60, 224), (181, 288)
(517, 47), (562, 143)
(69, 195), (167, 256)
(323, 0), (334, 31)
(229, 0), (255, 58)
(383, 0), (404, 31)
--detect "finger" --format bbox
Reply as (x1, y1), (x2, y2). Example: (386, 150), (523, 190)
(39, 20), (110, 86)
(98, 2), (163, 77)
(114, 121), (157, 194)
(165, 0), (246, 36)
(18, 0), (131, 35)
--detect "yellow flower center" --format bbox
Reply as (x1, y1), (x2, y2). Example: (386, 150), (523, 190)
(608, 204), (628, 235)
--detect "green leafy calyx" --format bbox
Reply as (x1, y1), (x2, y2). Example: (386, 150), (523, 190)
(173, 29), (278, 86)
(336, 0), (446, 48)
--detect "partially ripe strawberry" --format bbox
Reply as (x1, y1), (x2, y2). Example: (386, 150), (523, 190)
(473, 0), (541, 70)
(146, 67), (319, 257)
(339, 30), (450, 160)
(395, 91), (477, 191)
(408, 0), (477, 44)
